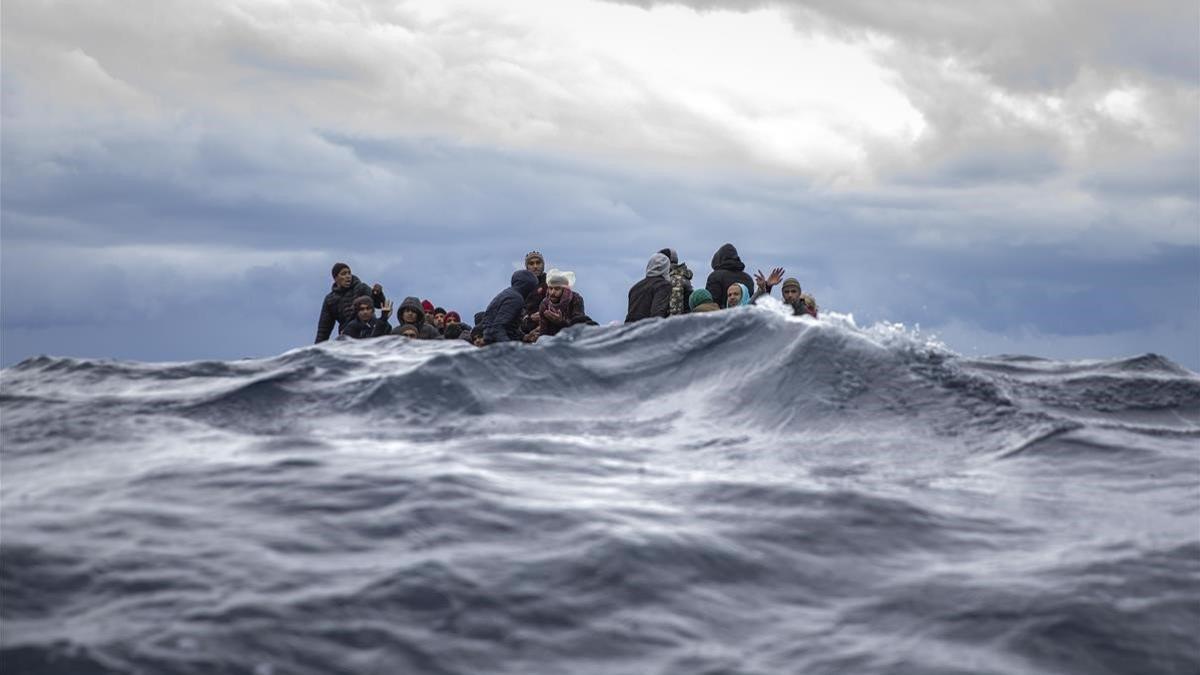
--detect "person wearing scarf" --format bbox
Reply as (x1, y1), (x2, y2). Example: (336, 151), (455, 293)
(525, 269), (588, 341)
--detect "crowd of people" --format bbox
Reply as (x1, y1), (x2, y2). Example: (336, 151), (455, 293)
(315, 244), (819, 346)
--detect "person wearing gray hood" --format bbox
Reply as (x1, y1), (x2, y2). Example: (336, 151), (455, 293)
(625, 252), (673, 323)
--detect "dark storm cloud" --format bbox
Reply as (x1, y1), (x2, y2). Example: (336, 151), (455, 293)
(3, 131), (1197, 369)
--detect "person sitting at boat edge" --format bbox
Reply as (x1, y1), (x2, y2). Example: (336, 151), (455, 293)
(659, 247), (694, 316)
(341, 295), (393, 339)
(705, 243), (754, 309)
(391, 296), (443, 339)
(688, 288), (720, 313)
(315, 262), (386, 342)
(625, 253), (673, 323)
(482, 270), (540, 344)
(725, 282), (751, 308)
(526, 269), (587, 341)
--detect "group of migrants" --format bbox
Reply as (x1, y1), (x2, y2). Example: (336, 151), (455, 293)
(315, 244), (819, 346)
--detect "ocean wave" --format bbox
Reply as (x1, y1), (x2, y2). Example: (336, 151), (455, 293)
(3, 307), (1198, 674)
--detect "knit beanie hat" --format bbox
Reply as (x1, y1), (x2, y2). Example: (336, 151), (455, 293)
(421, 300), (435, 313)
(781, 278), (802, 293)
(525, 250), (544, 264)
(688, 288), (713, 310)
(546, 269), (576, 288)
(445, 311), (461, 323)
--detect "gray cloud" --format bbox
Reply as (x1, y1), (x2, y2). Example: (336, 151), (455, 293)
(3, 130), (1197, 368)
(608, 0), (1199, 87)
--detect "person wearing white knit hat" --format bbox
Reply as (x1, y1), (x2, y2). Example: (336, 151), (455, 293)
(524, 268), (592, 341)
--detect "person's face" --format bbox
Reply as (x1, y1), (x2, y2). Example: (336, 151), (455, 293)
(526, 258), (544, 275)
(402, 309), (418, 324)
(445, 316), (459, 327)
(336, 267), (353, 289)
(782, 286), (801, 304)
(356, 305), (373, 322)
(473, 335), (486, 347)
(401, 328), (418, 338)
(433, 313), (445, 327)
(548, 286), (564, 302)
(726, 285), (742, 307)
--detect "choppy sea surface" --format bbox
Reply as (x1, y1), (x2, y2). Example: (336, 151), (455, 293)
(2, 304), (1198, 675)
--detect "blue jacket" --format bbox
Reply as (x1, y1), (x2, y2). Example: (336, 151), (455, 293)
(482, 270), (540, 343)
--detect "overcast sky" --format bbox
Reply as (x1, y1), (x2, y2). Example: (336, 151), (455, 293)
(2, 0), (1197, 369)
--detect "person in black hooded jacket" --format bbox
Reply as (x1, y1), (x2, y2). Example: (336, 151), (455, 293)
(315, 262), (386, 342)
(391, 296), (443, 339)
(341, 296), (393, 339)
(482, 270), (539, 344)
(705, 243), (755, 309)
(625, 253), (673, 323)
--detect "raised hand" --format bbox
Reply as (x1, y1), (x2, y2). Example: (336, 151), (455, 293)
(765, 267), (785, 288)
(381, 299), (393, 317)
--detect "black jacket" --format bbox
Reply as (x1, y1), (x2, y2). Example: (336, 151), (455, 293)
(341, 317), (392, 339)
(705, 244), (754, 309)
(391, 296), (443, 339)
(522, 273), (549, 333)
(483, 270), (540, 343)
(316, 276), (385, 343)
(625, 276), (672, 322)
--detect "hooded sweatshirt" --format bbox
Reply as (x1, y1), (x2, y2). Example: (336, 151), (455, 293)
(482, 270), (540, 343)
(704, 244), (755, 309)
(390, 296), (442, 339)
(315, 275), (385, 342)
(726, 282), (752, 308)
(625, 253), (673, 323)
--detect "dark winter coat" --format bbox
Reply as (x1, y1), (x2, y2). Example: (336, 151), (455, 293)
(482, 270), (540, 343)
(341, 316), (392, 339)
(521, 273), (549, 333)
(704, 244), (754, 309)
(315, 275), (385, 342)
(536, 289), (588, 337)
(391, 296), (442, 339)
(625, 254), (673, 323)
